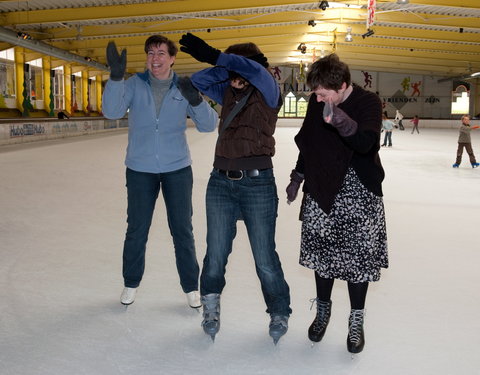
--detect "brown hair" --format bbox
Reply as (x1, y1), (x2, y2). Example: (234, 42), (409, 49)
(224, 42), (262, 57)
(144, 35), (178, 57)
(307, 53), (351, 91)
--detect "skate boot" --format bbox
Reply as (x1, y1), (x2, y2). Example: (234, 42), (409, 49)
(186, 291), (201, 309)
(201, 293), (221, 341)
(308, 298), (332, 343)
(472, 163), (479, 168)
(120, 287), (137, 305)
(452, 163), (460, 168)
(347, 309), (365, 354)
(269, 314), (289, 345)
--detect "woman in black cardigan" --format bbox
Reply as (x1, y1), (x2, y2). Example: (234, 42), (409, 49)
(286, 54), (388, 353)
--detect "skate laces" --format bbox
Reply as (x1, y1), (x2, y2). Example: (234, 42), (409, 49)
(270, 315), (288, 329)
(348, 310), (365, 344)
(310, 298), (331, 331)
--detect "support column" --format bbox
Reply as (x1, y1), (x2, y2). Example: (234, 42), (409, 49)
(82, 70), (89, 113)
(64, 64), (72, 114)
(42, 57), (55, 117)
(96, 75), (102, 114)
(14, 47), (25, 114)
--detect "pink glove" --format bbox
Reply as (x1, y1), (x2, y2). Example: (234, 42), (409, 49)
(286, 170), (304, 204)
(323, 102), (358, 137)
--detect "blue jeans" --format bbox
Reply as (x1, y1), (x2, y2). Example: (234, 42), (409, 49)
(200, 168), (292, 316)
(382, 131), (392, 146)
(122, 166), (199, 293)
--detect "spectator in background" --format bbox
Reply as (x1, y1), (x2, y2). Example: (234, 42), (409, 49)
(410, 115), (420, 134)
(452, 114), (479, 168)
(381, 114), (394, 147)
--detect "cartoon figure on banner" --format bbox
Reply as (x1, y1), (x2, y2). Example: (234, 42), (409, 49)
(401, 77), (410, 93)
(296, 61), (306, 84)
(272, 66), (282, 80)
(362, 71), (372, 88)
(411, 81), (421, 97)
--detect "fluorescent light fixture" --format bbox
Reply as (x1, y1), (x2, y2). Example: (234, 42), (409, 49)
(471, 72), (480, 77)
(396, 0), (409, 4)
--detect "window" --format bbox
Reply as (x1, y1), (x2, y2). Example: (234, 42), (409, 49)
(26, 58), (43, 102)
(282, 92), (298, 117)
(72, 72), (82, 111)
(88, 76), (97, 111)
(0, 48), (15, 107)
(53, 67), (65, 110)
(297, 97), (308, 117)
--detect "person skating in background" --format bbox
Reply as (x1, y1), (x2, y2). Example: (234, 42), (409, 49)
(410, 115), (420, 134)
(285, 53), (388, 354)
(452, 114), (479, 168)
(102, 35), (218, 308)
(394, 109), (404, 130)
(179, 32), (292, 344)
(381, 114), (395, 147)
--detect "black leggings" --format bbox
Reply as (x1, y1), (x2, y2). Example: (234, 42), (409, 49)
(314, 272), (369, 310)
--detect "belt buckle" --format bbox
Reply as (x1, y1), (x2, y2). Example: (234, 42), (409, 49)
(226, 170), (243, 180)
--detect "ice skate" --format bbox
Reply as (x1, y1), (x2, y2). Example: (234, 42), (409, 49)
(269, 314), (289, 345)
(186, 290), (201, 309)
(452, 163), (460, 168)
(308, 298), (332, 345)
(201, 293), (220, 341)
(472, 163), (479, 168)
(347, 309), (365, 354)
(120, 287), (137, 306)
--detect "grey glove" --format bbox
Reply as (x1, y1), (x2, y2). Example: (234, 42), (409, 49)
(177, 76), (203, 107)
(286, 170), (304, 204)
(323, 102), (358, 137)
(106, 41), (126, 81)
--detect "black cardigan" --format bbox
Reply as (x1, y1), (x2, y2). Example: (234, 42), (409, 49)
(294, 85), (385, 214)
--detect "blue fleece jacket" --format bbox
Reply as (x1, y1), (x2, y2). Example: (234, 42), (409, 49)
(190, 53), (280, 108)
(102, 71), (218, 173)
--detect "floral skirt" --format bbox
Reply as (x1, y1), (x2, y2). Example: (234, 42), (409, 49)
(299, 168), (388, 283)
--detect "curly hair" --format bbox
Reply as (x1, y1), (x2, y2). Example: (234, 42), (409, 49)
(306, 53), (351, 91)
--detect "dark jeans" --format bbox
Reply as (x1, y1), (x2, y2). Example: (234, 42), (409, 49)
(456, 142), (477, 164)
(122, 166), (199, 293)
(382, 131), (392, 146)
(200, 168), (292, 316)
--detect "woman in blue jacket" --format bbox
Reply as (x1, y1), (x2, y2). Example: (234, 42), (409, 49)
(102, 35), (218, 309)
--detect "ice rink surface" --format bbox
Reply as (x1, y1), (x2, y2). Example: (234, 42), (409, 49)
(1, 125), (479, 375)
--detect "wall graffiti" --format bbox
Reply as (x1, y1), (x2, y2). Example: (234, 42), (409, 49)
(10, 123), (45, 137)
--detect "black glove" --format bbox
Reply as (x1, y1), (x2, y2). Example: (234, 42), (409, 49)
(106, 41), (126, 81)
(286, 170), (304, 204)
(177, 76), (203, 107)
(179, 33), (221, 65)
(323, 102), (358, 137)
(248, 53), (269, 68)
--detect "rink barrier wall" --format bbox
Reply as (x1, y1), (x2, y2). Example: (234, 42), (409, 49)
(1, 117), (478, 146)
(0, 117), (128, 146)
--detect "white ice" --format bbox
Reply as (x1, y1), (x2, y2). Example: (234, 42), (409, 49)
(1, 124), (479, 375)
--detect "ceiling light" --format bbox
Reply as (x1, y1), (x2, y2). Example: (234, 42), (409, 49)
(396, 0), (409, 4)
(362, 29), (374, 39)
(297, 43), (307, 54)
(471, 72), (480, 77)
(345, 27), (353, 42)
(308, 20), (317, 27)
(319, 1), (329, 11)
